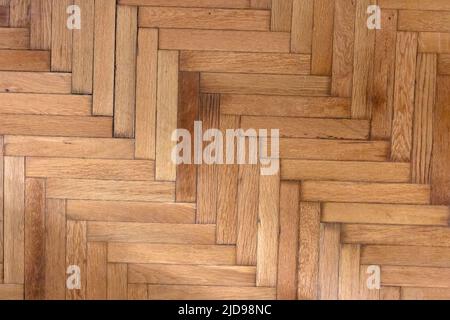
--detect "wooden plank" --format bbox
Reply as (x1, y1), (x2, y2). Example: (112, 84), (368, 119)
(371, 10), (398, 139)
(431, 76), (450, 205)
(216, 115), (239, 244)
(24, 178), (45, 300)
(93, 0), (116, 116)
(362, 245), (450, 268)
(280, 139), (389, 161)
(128, 284), (147, 300)
(159, 29), (290, 53)
(256, 170), (280, 287)
(359, 265), (379, 300)
(379, 0), (450, 11)
(135, 28), (158, 160)
(391, 32), (418, 162)
(108, 243), (236, 265)
(382, 266), (450, 288)
(30, 0), (52, 50)
(281, 160), (411, 182)
(196, 94), (219, 223)
(114, 5), (137, 138)
(402, 287), (450, 300)
(342, 224), (450, 247)
(0, 49), (49, 71)
(9, 0), (30, 27)
(291, 0), (313, 53)
(271, 0), (292, 32)
(46, 179), (175, 202)
(412, 54), (436, 184)
(51, 0), (72, 71)
(0, 27), (28, 48)
(0, 93), (91, 116)
(380, 287), (401, 300)
(201, 73), (330, 96)
(251, 0), (271, 9)
(0, 6), (8, 26)
(221, 95), (350, 118)
(44, 199), (66, 300)
(107, 264), (127, 300)
(0, 285), (24, 300)
(318, 224), (340, 300)
(302, 181), (431, 204)
(338, 244), (360, 300)
(139, 6), (269, 31)
(298, 202), (320, 300)
(86, 242), (107, 300)
(0, 136), (3, 222)
(399, 10), (450, 33)
(26, 158), (155, 181)
(156, 50), (179, 181)
(176, 72), (199, 203)
(322, 203), (449, 226)
(236, 164), (259, 266)
(3, 157), (24, 284)
(419, 32), (450, 54)
(241, 117), (369, 140)
(67, 200), (195, 223)
(87, 222), (216, 244)
(119, 0), (252, 8)
(72, 0), (94, 94)
(331, 0), (355, 97)
(66, 220), (87, 300)
(180, 51), (310, 75)
(148, 285), (276, 300)
(439, 54), (450, 75)
(311, 0), (334, 75)
(129, 264), (256, 286)
(4, 136), (134, 159)
(351, 0), (376, 118)
(0, 71), (71, 93)
(0, 115), (112, 137)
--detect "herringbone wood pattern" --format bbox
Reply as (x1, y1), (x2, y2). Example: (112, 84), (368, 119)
(0, 0), (450, 300)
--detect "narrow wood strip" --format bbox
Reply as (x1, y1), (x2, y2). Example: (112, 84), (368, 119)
(439, 54), (450, 75)
(201, 73), (331, 96)
(129, 264), (256, 287)
(221, 95), (350, 118)
(44, 199), (66, 300)
(271, 0), (292, 32)
(0, 285), (23, 300)
(86, 242), (107, 300)
(391, 32), (418, 162)
(108, 243), (236, 265)
(0, 136), (3, 222)
(0, 49), (49, 71)
(0, 27), (28, 48)
(3, 156), (24, 284)
(66, 220), (87, 300)
(0, 71), (71, 94)
(114, 5), (137, 138)
(26, 158), (154, 181)
(67, 200), (195, 224)
(359, 265), (379, 300)
(9, 0), (30, 27)
(24, 178), (45, 300)
(176, 72), (199, 202)
(93, 0), (116, 116)
(291, 0), (313, 54)
(342, 224), (450, 247)
(256, 170), (280, 287)
(30, 0), (51, 50)
(251, 0), (271, 9)
(135, 28), (158, 160)
(322, 203), (449, 226)
(302, 181), (431, 204)
(382, 266), (450, 288)
(159, 29), (290, 53)
(72, 0), (94, 94)
(398, 10), (450, 33)
(46, 179), (175, 202)
(379, 0), (450, 10)
(311, 0), (334, 75)
(419, 32), (450, 54)
(318, 223), (340, 300)
(128, 284), (147, 300)
(0, 6), (8, 26)
(412, 54), (436, 184)
(331, 0), (355, 97)
(107, 264), (127, 300)
(338, 244), (360, 300)
(51, 0), (72, 71)
(119, 0), (252, 8)
(139, 6), (270, 31)
(380, 287), (401, 300)
(401, 287), (450, 300)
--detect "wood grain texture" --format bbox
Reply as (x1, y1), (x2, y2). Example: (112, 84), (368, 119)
(51, 0), (72, 71)
(382, 266), (450, 288)
(0, 27), (29, 48)
(119, 0), (252, 8)
(291, 0), (313, 53)
(401, 287), (450, 300)
(419, 32), (450, 54)
(0, 71), (71, 93)
(271, 0), (292, 32)
(0, 50), (49, 71)
(438, 54), (450, 75)
(338, 244), (360, 300)
(399, 10), (450, 33)
(86, 242), (107, 300)
(379, 0), (450, 10)
(30, 0), (51, 50)
(66, 220), (87, 300)
(318, 223), (340, 300)
(311, 0), (335, 75)
(9, 0), (30, 27)
(107, 264), (127, 300)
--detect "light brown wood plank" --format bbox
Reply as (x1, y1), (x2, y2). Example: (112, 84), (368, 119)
(128, 284), (147, 300)
(338, 244), (360, 300)
(46, 179), (175, 202)
(9, 0), (30, 27)
(129, 264), (256, 286)
(302, 181), (431, 204)
(379, 0), (450, 10)
(67, 200), (195, 224)
(3, 156), (24, 284)
(30, 0), (52, 50)
(159, 29), (291, 53)
(380, 287), (401, 300)
(0, 285), (23, 300)
(318, 223), (340, 300)
(0, 6), (8, 26)
(399, 10), (450, 33)
(0, 27), (28, 48)
(439, 54), (450, 75)
(359, 265), (379, 300)
(140, 6), (270, 31)
(0, 49), (49, 71)
(119, 0), (252, 8)
(322, 203), (449, 226)
(107, 264), (127, 300)
(66, 220), (87, 300)
(86, 242), (107, 300)
(0, 136), (3, 222)
(311, 0), (334, 75)
(271, 0), (292, 32)
(401, 287), (450, 300)
(419, 32), (450, 54)
(201, 73), (331, 96)
(0, 71), (71, 93)
(291, 0), (313, 53)
(26, 158), (154, 181)
(108, 243), (236, 265)
(251, 0), (271, 9)
(51, 0), (72, 71)
(382, 266), (450, 288)
(135, 28), (158, 160)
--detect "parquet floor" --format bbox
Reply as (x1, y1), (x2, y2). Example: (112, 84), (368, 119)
(0, 0), (449, 301)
